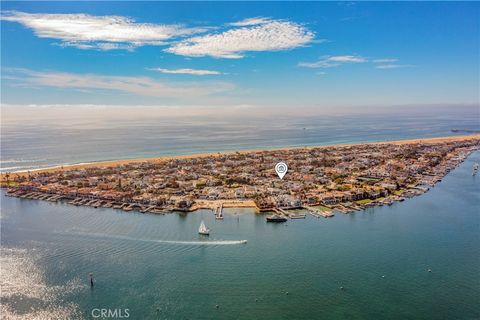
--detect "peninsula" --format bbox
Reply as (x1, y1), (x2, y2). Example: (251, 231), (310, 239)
(2, 135), (479, 218)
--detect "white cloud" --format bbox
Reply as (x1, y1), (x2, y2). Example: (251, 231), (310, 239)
(375, 64), (414, 69)
(165, 19), (315, 59)
(147, 67), (222, 75)
(373, 58), (398, 63)
(1, 11), (208, 50)
(2, 12), (315, 58)
(228, 17), (271, 27)
(56, 41), (138, 51)
(300, 55), (415, 71)
(329, 56), (366, 63)
(299, 55), (367, 68)
(6, 69), (233, 97)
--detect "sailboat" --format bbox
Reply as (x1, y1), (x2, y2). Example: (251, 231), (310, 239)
(198, 220), (210, 235)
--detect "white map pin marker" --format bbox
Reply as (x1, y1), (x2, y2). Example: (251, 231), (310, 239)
(275, 162), (288, 179)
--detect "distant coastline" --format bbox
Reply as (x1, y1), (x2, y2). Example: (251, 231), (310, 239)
(2, 134), (479, 178)
(451, 129), (480, 134)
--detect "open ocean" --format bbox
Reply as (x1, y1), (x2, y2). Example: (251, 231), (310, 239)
(1, 106), (479, 172)
(1, 150), (479, 319)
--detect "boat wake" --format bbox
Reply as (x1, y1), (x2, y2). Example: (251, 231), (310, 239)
(61, 231), (247, 246)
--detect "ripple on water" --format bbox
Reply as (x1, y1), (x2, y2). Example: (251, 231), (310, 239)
(60, 231), (248, 246)
(0, 247), (83, 319)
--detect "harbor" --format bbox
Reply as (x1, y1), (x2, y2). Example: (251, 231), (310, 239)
(4, 188), (417, 222)
(0, 166), (462, 222)
(1, 150), (479, 320)
(3, 136), (478, 224)
(1, 1), (479, 318)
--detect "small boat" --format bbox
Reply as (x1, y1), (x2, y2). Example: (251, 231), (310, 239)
(198, 220), (210, 235)
(473, 163), (478, 176)
(266, 214), (288, 222)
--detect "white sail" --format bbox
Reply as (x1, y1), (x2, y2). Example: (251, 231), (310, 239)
(198, 220), (209, 235)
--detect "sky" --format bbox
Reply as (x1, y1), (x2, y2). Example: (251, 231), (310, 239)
(1, 1), (479, 113)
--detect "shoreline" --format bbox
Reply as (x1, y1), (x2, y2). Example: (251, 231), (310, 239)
(3, 149), (477, 218)
(2, 136), (478, 219)
(2, 134), (479, 179)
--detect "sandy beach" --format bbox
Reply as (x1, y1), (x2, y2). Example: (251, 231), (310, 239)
(2, 134), (479, 179)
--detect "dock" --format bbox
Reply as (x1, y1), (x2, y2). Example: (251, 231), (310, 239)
(5, 189), (174, 216)
(215, 203), (224, 219)
(302, 205), (334, 218)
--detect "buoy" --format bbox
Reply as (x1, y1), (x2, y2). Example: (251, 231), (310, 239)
(215, 305), (219, 309)
(89, 272), (94, 287)
(340, 286), (344, 290)
(382, 275), (385, 278)
(428, 269), (432, 272)
(286, 292), (289, 295)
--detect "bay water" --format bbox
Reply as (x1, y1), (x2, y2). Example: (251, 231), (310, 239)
(1, 152), (479, 319)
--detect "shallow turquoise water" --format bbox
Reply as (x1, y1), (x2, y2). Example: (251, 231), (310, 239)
(1, 152), (479, 319)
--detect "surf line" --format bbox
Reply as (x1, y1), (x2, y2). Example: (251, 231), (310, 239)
(61, 231), (247, 246)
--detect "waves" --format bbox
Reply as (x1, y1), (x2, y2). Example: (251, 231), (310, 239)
(154, 239), (248, 245)
(3, 110), (478, 173)
(61, 231), (248, 246)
